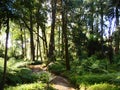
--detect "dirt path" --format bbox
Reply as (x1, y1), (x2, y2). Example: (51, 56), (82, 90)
(50, 76), (75, 90)
(28, 65), (76, 90)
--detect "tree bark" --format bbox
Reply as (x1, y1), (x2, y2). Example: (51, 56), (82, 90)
(30, 10), (35, 61)
(48, 0), (57, 62)
(115, 6), (119, 54)
(20, 25), (24, 58)
(41, 25), (48, 60)
(24, 28), (27, 58)
(0, 14), (9, 90)
(36, 23), (39, 60)
(39, 39), (43, 62)
(100, 1), (104, 56)
(61, 0), (70, 70)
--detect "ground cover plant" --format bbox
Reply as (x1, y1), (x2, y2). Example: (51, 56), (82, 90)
(0, 58), (51, 89)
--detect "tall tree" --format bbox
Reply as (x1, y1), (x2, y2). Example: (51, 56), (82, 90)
(108, 0), (120, 54)
(0, 0), (14, 89)
(48, 0), (57, 62)
(61, 0), (70, 70)
(0, 13), (10, 90)
(17, 0), (36, 61)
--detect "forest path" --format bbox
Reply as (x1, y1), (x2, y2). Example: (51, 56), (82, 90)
(28, 64), (76, 90)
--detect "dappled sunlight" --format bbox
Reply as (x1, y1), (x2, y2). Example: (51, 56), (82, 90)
(0, 0), (120, 90)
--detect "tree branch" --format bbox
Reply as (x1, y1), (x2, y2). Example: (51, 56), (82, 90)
(20, 17), (30, 31)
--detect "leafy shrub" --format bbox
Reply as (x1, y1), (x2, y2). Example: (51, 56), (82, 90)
(6, 58), (30, 69)
(81, 56), (109, 73)
(0, 48), (4, 58)
(48, 62), (65, 74)
(0, 59), (50, 85)
(62, 71), (120, 87)
(75, 73), (120, 86)
(35, 72), (50, 83)
(7, 48), (16, 58)
(113, 54), (120, 71)
(5, 68), (36, 85)
(5, 82), (46, 90)
(6, 72), (22, 85)
(87, 83), (120, 90)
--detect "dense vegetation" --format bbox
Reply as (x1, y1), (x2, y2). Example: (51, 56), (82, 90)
(0, 0), (120, 90)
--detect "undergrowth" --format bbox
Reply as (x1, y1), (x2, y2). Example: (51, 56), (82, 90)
(0, 58), (50, 86)
(48, 56), (120, 90)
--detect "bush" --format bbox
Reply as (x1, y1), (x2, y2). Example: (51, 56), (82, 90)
(5, 68), (35, 85)
(74, 73), (120, 86)
(0, 59), (50, 86)
(48, 62), (65, 74)
(5, 82), (46, 90)
(81, 56), (109, 73)
(87, 83), (120, 90)
(0, 48), (4, 58)
(34, 72), (50, 83)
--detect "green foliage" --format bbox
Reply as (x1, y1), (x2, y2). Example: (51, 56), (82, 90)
(113, 54), (120, 67)
(49, 56), (120, 89)
(81, 56), (109, 73)
(68, 73), (120, 86)
(0, 48), (4, 58)
(0, 59), (50, 85)
(6, 58), (30, 69)
(8, 48), (22, 59)
(87, 83), (120, 90)
(5, 82), (46, 90)
(48, 62), (65, 74)
(35, 72), (50, 83)
(3, 68), (37, 85)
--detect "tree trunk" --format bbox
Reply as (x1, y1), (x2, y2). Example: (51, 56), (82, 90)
(36, 23), (39, 60)
(100, 1), (104, 56)
(91, 1), (94, 33)
(61, 0), (70, 70)
(58, 25), (61, 56)
(48, 0), (57, 62)
(30, 10), (35, 61)
(41, 25), (48, 60)
(39, 39), (43, 62)
(20, 25), (24, 58)
(0, 14), (9, 90)
(115, 6), (119, 54)
(24, 28), (27, 58)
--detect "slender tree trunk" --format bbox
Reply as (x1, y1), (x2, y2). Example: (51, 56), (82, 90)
(61, 25), (64, 59)
(36, 23), (39, 60)
(41, 26), (48, 60)
(48, 0), (57, 62)
(100, 1), (104, 56)
(58, 25), (61, 56)
(61, 0), (70, 70)
(20, 25), (24, 58)
(91, 1), (94, 33)
(24, 28), (27, 58)
(0, 14), (9, 90)
(115, 7), (119, 54)
(30, 10), (35, 61)
(116, 7), (119, 26)
(39, 39), (43, 62)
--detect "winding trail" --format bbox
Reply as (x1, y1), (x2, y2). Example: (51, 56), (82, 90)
(28, 65), (76, 90)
